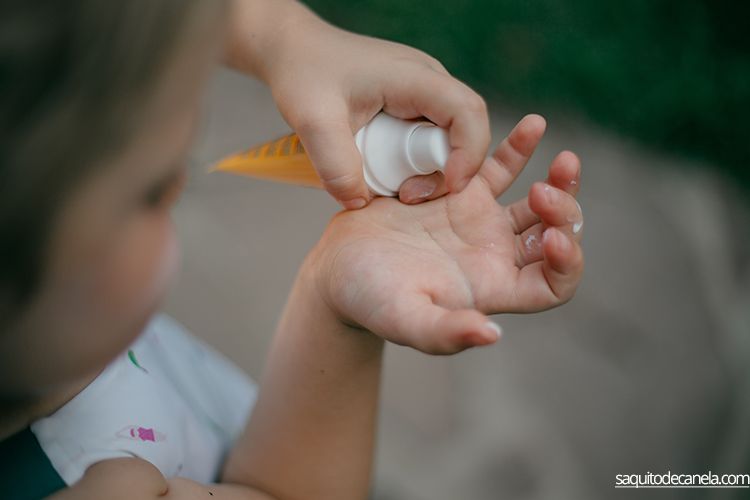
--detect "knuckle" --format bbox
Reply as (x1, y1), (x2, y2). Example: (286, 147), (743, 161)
(287, 105), (347, 137)
(421, 54), (448, 73)
(322, 170), (363, 194)
(466, 92), (488, 116)
(292, 113), (331, 136)
(399, 45), (446, 72)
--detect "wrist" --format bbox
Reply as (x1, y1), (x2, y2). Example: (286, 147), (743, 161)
(298, 241), (368, 335)
(223, 239), (383, 497)
(297, 247), (344, 325)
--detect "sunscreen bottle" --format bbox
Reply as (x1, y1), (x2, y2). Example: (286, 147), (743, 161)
(211, 112), (450, 196)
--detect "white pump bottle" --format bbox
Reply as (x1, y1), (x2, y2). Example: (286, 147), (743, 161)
(355, 112), (450, 196)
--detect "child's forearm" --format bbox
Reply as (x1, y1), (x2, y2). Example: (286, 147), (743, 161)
(225, 0), (325, 84)
(221, 256), (384, 499)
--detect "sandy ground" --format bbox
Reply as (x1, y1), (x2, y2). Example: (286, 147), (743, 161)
(164, 69), (750, 500)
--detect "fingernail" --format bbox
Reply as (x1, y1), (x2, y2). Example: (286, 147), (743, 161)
(404, 180), (436, 203)
(344, 197), (367, 210)
(485, 321), (503, 339)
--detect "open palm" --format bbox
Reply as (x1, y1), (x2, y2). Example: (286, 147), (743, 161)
(315, 115), (584, 354)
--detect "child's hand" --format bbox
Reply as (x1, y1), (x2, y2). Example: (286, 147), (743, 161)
(308, 115), (583, 354)
(227, 1), (490, 210)
(272, 27), (490, 209)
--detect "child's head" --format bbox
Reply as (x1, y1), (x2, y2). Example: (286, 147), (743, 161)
(0, 1), (226, 402)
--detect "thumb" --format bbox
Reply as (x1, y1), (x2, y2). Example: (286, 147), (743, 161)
(373, 294), (502, 355)
(295, 116), (371, 210)
(413, 307), (501, 355)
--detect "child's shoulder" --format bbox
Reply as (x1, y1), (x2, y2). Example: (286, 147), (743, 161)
(31, 314), (257, 487)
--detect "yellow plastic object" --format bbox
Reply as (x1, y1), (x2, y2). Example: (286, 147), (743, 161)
(211, 133), (323, 188)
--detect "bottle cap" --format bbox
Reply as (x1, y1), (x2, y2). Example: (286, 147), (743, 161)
(408, 124), (450, 175)
(356, 113), (450, 196)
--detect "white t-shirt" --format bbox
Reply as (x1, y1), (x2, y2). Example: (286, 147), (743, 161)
(30, 314), (257, 486)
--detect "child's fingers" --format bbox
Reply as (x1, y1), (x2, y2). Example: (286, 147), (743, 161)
(505, 151), (581, 234)
(528, 182), (584, 238)
(514, 192), (585, 266)
(412, 307), (500, 355)
(477, 114), (546, 198)
(509, 227), (584, 312)
(545, 151), (581, 196)
(507, 197), (539, 234)
(375, 295), (500, 355)
(507, 182), (584, 242)
(540, 227), (584, 302)
(514, 225), (544, 267)
(382, 69), (490, 193)
(293, 109), (372, 210)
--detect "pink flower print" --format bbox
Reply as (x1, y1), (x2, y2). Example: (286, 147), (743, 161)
(136, 427), (154, 441)
(116, 425), (166, 443)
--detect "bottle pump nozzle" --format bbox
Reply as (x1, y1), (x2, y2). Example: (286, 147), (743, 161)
(408, 124), (450, 174)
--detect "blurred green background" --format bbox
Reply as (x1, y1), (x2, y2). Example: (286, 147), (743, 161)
(306, 0), (749, 192)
